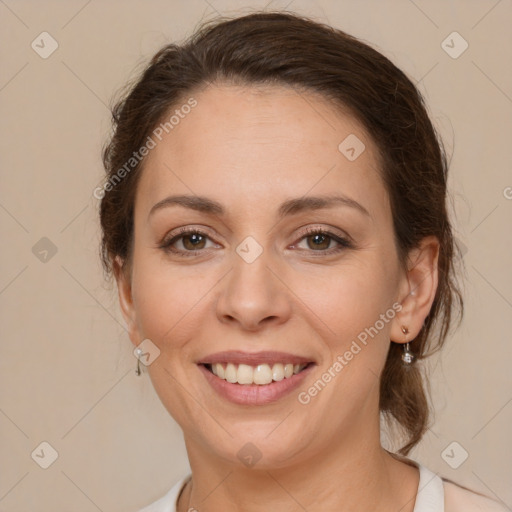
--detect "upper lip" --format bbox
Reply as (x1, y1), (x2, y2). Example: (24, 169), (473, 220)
(197, 350), (315, 366)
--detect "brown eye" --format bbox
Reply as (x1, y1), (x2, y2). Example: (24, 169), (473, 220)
(181, 232), (207, 250)
(306, 232), (332, 250)
(294, 228), (353, 254)
(160, 228), (216, 257)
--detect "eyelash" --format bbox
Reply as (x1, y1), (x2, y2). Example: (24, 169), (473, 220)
(159, 226), (353, 258)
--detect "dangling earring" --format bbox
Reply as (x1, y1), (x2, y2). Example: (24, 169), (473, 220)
(401, 326), (415, 365)
(135, 347), (143, 376)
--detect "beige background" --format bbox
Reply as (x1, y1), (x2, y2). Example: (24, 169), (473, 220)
(1, 0), (511, 510)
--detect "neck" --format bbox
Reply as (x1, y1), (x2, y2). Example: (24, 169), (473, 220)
(178, 426), (419, 512)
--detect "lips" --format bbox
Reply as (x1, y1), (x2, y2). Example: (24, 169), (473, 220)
(197, 350), (314, 366)
(198, 361), (315, 405)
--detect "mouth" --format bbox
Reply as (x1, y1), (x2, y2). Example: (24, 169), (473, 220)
(196, 350), (317, 404)
(197, 359), (316, 405)
(201, 361), (314, 386)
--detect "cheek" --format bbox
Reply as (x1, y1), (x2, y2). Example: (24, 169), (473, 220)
(294, 254), (398, 340)
(293, 261), (399, 415)
(131, 257), (199, 348)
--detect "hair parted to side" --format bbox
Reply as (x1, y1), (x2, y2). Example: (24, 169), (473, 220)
(99, 11), (464, 456)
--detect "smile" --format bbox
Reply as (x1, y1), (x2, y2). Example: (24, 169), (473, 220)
(205, 362), (311, 385)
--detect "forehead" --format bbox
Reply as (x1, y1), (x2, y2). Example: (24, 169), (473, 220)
(135, 83), (388, 220)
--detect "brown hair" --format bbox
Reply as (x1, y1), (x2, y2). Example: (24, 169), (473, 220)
(99, 11), (464, 455)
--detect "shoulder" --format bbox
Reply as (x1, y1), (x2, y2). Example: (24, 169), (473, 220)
(136, 475), (190, 512)
(392, 456), (508, 512)
(443, 478), (509, 512)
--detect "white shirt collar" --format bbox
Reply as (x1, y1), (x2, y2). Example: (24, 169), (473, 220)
(413, 463), (445, 511)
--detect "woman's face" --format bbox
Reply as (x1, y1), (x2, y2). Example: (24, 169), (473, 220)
(117, 83), (415, 469)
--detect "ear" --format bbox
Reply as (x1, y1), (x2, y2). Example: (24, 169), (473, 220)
(391, 235), (440, 343)
(113, 256), (140, 347)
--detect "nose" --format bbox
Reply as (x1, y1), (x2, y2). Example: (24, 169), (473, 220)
(215, 248), (292, 332)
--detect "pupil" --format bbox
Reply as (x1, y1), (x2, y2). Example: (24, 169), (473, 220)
(310, 234), (328, 250)
(183, 233), (204, 250)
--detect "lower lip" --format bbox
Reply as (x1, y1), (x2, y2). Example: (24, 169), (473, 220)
(198, 363), (315, 405)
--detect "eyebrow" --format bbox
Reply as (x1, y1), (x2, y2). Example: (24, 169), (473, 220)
(148, 194), (370, 219)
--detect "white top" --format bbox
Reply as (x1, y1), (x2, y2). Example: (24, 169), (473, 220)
(137, 461), (508, 512)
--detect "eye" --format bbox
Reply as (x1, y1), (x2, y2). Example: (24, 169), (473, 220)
(159, 226), (353, 258)
(292, 227), (353, 254)
(159, 227), (217, 257)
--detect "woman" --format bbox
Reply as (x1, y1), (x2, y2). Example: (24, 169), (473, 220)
(98, 11), (507, 512)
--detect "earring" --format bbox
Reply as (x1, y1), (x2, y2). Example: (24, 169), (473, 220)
(135, 347), (143, 376)
(401, 326), (415, 365)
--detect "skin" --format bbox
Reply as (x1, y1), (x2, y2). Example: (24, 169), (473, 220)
(115, 83), (439, 512)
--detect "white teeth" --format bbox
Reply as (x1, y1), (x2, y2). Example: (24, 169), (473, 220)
(213, 363), (225, 379)
(225, 363), (238, 383)
(208, 362), (308, 385)
(237, 364), (254, 385)
(254, 364), (273, 385)
(272, 363), (285, 382)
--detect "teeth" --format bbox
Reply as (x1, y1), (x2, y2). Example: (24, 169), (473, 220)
(254, 363), (273, 384)
(272, 364), (285, 382)
(237, 364), (254, 385)
(209, 362), (308, 385)
(225, 363), (238, 383)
